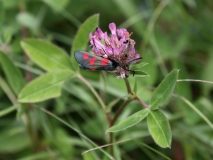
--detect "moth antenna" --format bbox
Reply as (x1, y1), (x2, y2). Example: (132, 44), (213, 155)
(126, 57), (142, 64)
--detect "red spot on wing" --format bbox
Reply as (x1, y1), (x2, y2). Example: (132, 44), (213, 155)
(90, 68), (96, 70)
(101, 58), (110, 66)
(83, 53), (89, 59)
(89, 56), (97, 66)
(90, 60), (94, 65)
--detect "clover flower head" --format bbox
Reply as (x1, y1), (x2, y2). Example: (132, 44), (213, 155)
(89, 22), (141, 78)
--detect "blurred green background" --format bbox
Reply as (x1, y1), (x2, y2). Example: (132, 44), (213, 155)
(0, 0), (213, 159)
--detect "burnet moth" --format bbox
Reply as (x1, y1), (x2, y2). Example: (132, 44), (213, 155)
(74, 50), (141, 77)
(74, 50), (118, 71)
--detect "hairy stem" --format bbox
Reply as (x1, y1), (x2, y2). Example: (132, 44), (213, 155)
(111, 99), (132, 126)
(177, 79), (213, 84)
(106, 111), (111, 126)
(134, 96), (149, 109)
(124, 78), (133, 94)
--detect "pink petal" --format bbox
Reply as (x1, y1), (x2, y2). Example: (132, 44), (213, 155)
(109, 22), (116, 35)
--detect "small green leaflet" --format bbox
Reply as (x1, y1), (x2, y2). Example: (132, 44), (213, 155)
(150, 69), (179, 110)
(0, 51), (25, 95)
(147, 110), (171, 148)
(21, 39), (72, 71)
(106, 109), (150, 133)
(18, 70), (74, 103)
(130, 62), (148, 70)
(133, 71), (149, 77)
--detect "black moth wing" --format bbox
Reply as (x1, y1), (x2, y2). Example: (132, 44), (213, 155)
(74, 50), (118, 71)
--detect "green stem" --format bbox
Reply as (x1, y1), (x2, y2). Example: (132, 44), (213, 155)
(133, 78), (138, 94)
(177, 79), (213, 84)
(77, 74), (106, 110)
(0, 104), (20, 118)
(134, 96), (149, 109)
(124, 78), (133, 94)
(174, 94), (213, 130)
(111, 78), (149, 125)
(0, 76), (17, 104)
(111, 99), (132, 126)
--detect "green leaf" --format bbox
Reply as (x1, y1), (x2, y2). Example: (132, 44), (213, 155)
(2, 27), (12, 44)
(16, 12), (38, 32)
(43, 0), (69, 12)
(21, 39), (72, 71)
(0, 104), (19, 118)
(71, 14), (99, 71)
(130, 62), (148, 70)
(106, 109), (150, 133)
(150, 69), (179, 110)
(18, 70), (74, 103)
(0, 51), (25, 95)
(147, 110), (171, 148)
(0, 51), (27, 118)
(133, 71), (149, 78)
